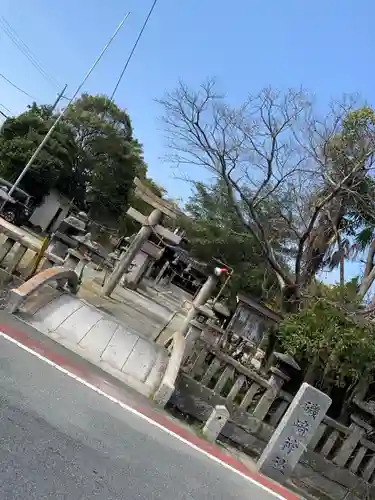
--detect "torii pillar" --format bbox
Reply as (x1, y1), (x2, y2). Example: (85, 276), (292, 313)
(102, 178), (182, 297)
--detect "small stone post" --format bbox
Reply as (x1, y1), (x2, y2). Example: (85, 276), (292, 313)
(257, 383), (331, 484)
(253, 367), (290, 421)
(202, 405), (229, 442)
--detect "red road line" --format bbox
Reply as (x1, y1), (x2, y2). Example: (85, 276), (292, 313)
(0, 322), (299, 500)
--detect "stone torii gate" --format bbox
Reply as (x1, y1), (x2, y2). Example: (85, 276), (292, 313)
(102, 178), (182, 297)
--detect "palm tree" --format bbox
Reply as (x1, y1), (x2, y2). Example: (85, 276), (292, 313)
(327, 237), (351, 286)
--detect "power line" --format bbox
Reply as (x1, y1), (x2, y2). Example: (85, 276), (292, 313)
(110, 0), (159, 101)
(2, 12), (131, 207)
(0, 103), (12, 114)
(0, 16), (60, 88)
(0, 15), (59, 88)
(0, 72), (35, 99)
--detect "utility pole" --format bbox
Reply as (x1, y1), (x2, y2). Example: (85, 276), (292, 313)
(0, 109), (7, 134)
(51, 84), (68, 112)
(0, 12), (130, 212)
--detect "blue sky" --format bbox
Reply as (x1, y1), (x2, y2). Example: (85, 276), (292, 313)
(1, 0), (374, 284)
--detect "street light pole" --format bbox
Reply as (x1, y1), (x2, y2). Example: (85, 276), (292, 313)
(0, 12), (131, 210)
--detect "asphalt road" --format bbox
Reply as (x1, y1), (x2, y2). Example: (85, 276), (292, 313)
(0, 334), (286, 500)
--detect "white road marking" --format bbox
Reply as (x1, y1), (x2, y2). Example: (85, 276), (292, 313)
(0, 330), (290, 500)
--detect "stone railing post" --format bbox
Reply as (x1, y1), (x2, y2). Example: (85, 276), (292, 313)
(333, 415), (372, 467)
(7, 243), (28, 274)
(253, 367), (290, 421)
(184, 322), (204, 363)
(202, 405), (230, 443)
(183, 308), (214, 362)
(63, 249), (89, 279)
(272, 352), (301, 379)
(0, 237), (15, 264)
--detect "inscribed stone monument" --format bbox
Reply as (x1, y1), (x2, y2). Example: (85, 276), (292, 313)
(257, 382), (331, 484)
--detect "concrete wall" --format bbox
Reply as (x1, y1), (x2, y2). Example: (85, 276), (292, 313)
(30, 189), (71, 232)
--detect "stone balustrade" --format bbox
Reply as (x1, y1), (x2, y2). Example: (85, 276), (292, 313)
(0, 218), (42, 277)
(170, 335), (375, 498)
(0, 219), (89, 281)
(176, 336), (290, 443)
(306, 414), (375, 484)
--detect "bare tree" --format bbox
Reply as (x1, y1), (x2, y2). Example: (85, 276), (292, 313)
(158, 80), (375, 311)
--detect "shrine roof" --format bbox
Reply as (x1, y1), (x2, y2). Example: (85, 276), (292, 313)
(236, 293), (283, 323)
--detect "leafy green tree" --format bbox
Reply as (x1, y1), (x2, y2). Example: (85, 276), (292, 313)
(280, 282), (374, 383)
(64, 94), (145, 224)
(0, 103), (79, 203)
(0, 95), (148, 230)
(277, 282), (375, 418)
(181, 179), (282, 303)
